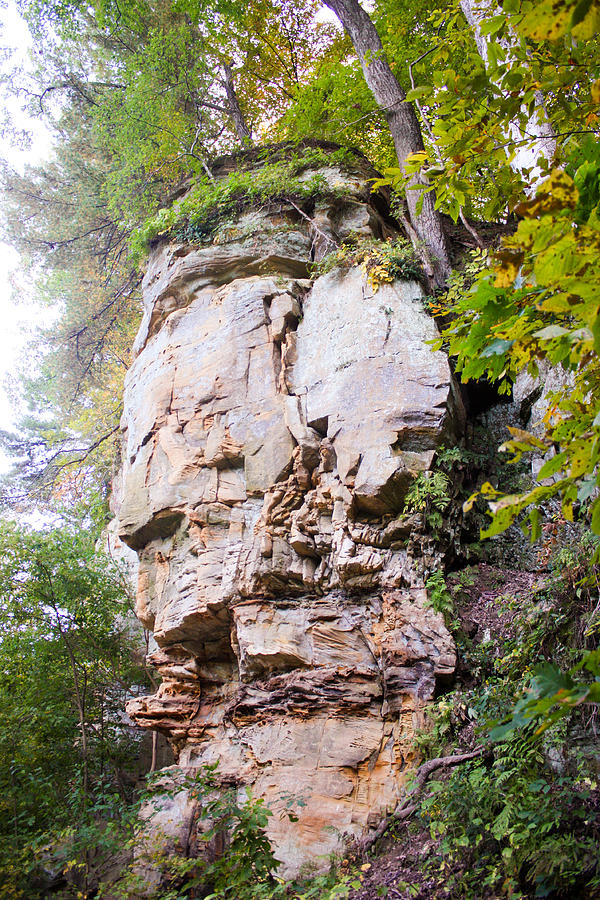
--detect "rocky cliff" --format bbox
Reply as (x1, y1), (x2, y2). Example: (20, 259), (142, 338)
(113, 144), (464, 875)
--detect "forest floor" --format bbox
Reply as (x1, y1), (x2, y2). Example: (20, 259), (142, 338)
(343, 555), (600, 900)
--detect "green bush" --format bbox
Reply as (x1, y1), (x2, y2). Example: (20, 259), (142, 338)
(418, 735), (599, 899)
(425, 570), (455, 621)
(312, 235), (422, 287)
(403, 469), (452, 532)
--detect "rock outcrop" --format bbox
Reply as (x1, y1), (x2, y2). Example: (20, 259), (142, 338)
(114, 144), (463, 875)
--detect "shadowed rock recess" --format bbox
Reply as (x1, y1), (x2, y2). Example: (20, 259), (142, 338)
(114, 145), (464, 876)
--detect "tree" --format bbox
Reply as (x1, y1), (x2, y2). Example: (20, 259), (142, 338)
(410, 0), (600, 543)
(0, 515), (151, 896)
(321, 0), (452, 286)
(1, 0), (337, 509)
(459, 0), (556, 179)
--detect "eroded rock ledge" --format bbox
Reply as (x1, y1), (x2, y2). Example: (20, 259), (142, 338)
(113, 143), (464, 875)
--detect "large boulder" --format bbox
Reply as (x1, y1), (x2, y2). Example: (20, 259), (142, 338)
(114, 143), (463, 877)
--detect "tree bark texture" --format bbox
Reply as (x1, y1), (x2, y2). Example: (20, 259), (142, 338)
(322, 0), (452, 286)
(222, 63), (253, 147)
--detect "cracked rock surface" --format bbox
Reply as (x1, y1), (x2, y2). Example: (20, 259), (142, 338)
(114, 147), (463, 876)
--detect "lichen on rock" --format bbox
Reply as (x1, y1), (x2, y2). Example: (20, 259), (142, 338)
(113, 142), (464, 877)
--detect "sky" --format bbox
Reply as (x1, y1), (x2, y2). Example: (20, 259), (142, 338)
(0, 1), (54, 471)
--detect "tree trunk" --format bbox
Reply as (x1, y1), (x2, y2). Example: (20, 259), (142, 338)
(150, 730), (158, 773)
(222, 63), (253, 147)
(361, 747), (488, 850)
(51, 601), (90, 801)
(322, 0), (452, 287)
(460, 0), (556, 180)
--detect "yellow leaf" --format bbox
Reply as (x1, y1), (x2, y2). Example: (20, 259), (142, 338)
(562, 499), (574, 521)
(463, 489), (481, 513)
(493, 249), (524, 287)
(506, 426), (549, 451)
(480, 481), (501, 497)
(592, 79), (600, 105)
(521, 1), (570, 40)
(572, 4), (600, 39)
(515, 170), (579, 218)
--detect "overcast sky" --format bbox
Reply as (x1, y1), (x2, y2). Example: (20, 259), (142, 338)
(0, 1), (54, 472)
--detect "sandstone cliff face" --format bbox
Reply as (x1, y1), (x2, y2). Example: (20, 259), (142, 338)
(114, 147), (463, 875)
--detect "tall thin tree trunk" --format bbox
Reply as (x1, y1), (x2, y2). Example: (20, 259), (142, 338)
(322, 0), (452, 287)
(150, 730), (158, 773)
(222, 63), (253, 147)
(52, 604), (90, 800)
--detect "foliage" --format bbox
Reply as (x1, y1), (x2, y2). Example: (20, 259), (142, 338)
(312, 234), (422, 288)
(490, 532), (600, 739)
(410, 536), (600, 899)
(89, 763), (362, 900)
(364, 0), (600, 546)
(0, 514), (151, 898)
(1, 0), (600, 892)
(425, 570), (454, 621)
(363, 0), (600, 547)
(130, 765), (283, 900)
(423, 248), (490, 320)
(277, 47), (393, 170)
(19, 0), (337, 227)
(403, 469), (451, 531)
(1, 0), (337, 510)
(418, 736), (599, 899)
(490, 650), (600, 742)
(445, 141), (600, 545)
(374, 0), (600, 219)
(278, 0), (451, 174)
(131, 144), (355, 260)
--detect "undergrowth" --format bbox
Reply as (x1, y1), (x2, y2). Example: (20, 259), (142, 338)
(403, 530), (600, 900)
(130, 146), (354, 262)
(312, 235), (422, 289)
(417, 736), (599, 899)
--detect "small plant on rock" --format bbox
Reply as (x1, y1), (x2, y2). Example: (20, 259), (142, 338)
(403, 470), (451, 532)
(312, 236), (422, 288)
(425, 570), (455, 622)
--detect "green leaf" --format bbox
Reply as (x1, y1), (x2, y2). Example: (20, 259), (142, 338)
(480, 338), (514, 357)
(479, 14), (507, 36)
(577, 476), (597, 501)
(536, 452), (566, 480)
(406, 86), (432, 101)
(591, 497), (600, 534)
(528, 506), (542, 541)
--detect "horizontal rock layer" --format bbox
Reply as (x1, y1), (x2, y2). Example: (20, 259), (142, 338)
(114, 147), (463, 875)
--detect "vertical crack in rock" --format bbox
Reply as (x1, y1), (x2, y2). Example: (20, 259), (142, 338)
(114, 145), (464, 878)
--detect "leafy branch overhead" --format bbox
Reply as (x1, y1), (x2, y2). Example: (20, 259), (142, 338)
(440, 142), (600, 544)
(367, 0), (600, 547)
